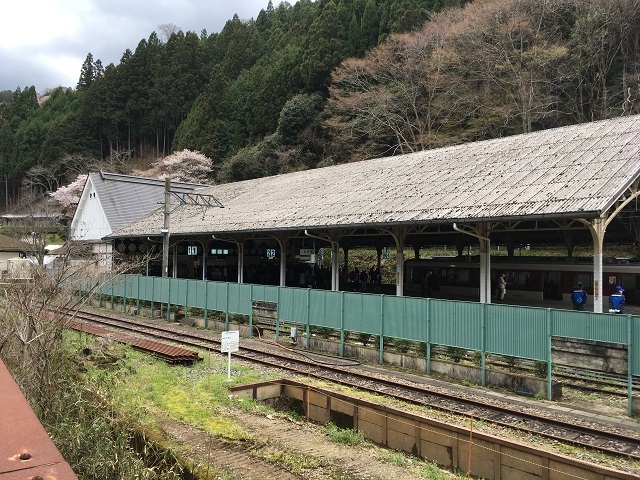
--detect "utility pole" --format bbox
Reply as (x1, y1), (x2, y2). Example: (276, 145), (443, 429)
(162, 177), (170, 278)
(160, 177), (224, 279)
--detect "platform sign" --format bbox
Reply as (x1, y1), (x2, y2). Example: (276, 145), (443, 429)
(221, 330), (240, 381)
(298, 248), (316, 263)
(221, 330), (239, 352)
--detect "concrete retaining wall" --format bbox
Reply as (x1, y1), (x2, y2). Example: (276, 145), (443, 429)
(230, 379), (636, 480)
(311, 335), (559, 398)
(553, 337), (627, 375)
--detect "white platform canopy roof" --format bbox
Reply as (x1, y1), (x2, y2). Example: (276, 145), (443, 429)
(111, 115), (640, 238)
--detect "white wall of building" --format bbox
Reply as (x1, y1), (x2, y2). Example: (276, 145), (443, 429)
(69, 179), (111, 241)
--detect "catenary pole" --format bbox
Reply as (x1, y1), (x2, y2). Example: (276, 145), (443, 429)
(162, 177), (171, 278)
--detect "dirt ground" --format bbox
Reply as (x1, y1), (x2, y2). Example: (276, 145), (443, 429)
(162, 409), (448, 480)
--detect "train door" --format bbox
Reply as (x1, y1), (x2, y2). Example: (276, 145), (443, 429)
(543, 271), (563, 300)
(619, 273), (640, 304)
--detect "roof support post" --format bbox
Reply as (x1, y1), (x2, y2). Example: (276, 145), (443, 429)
(479, 226), (491, 304)
(453, 223), (492, 303)
(172, 244), (177, 278)
(187, 238), (207, 280)
(237, 242), (244, 284)
(304, 230), (341, 291)
(588, 218), (606, 313)
(578, 181), (640, 312)
(564, 231), (576, 257)
(390, 227), (408, 296)
(211, 235), (246, 283)
(343, 247), (349, 273)
(201, 241), (206, 280)
(332, 241), (340, 291)
(254, 232), (289, 287)
(270, 233), (288, 287)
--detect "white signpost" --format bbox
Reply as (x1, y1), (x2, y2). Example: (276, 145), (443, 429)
(221, 330), (240, 381)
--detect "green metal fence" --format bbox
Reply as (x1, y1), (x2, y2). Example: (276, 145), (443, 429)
(78, 274), (638, 411)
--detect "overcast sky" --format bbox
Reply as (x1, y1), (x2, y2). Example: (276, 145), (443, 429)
(1, 0), (283, 94)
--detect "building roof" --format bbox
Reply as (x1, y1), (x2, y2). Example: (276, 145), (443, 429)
(87, 172), (209, 234)
(0, 233), (34, 252)
(111, 115), (640, 238)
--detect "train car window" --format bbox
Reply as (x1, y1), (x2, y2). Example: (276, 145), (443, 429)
(620, 274), (636, 290)
(446, 269), (457, 283)
(441, 268), (470, 285)
(506, 271), (531, 286)
(457, 269), (470, 283)
(575, 273), (592, 288)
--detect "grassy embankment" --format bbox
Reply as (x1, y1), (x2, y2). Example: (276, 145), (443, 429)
(49, 332), (468, 479)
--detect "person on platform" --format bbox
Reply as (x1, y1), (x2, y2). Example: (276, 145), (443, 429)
(609, 285), (625, 313)
(571, 282), (588, 311)
(498, 273), (507, 301)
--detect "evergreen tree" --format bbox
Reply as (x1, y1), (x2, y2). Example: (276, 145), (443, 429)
(361, 0), (380, 50)
(300, 1), (348, 91)
(77, 53), (96, 91)
(172, 65), (233, 161)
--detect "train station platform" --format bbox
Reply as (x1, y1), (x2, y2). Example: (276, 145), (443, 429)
(360, 282), (640, 315)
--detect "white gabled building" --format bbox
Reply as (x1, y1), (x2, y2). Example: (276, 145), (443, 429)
(69, 172), (208, 268)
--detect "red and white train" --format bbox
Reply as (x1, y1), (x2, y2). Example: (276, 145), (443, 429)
(403, 256), (640, 305)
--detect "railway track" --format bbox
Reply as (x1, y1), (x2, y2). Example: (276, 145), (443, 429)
(427, 345), (640, 398)
(67, 308), (640, 462)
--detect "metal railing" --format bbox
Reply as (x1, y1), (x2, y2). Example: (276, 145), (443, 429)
(77, 274), (638, 413)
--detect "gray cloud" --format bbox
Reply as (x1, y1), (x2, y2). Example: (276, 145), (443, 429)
(0, 0), (278, 93)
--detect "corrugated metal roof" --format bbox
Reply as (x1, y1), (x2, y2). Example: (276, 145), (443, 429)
(91, 172), (209, 233)
(0, 233), (34, 252)
(111, 115), (640, 238)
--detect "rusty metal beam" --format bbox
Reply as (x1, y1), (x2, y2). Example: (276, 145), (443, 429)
(0, 359), (77, 479)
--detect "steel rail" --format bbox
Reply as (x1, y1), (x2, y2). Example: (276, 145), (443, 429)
(67, 308), (640, 461)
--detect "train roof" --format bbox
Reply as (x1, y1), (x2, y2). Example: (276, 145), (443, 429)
(405, 256), (640, 266)
(110, 114), (640, 238)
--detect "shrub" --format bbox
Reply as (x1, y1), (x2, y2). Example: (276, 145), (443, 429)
(324, 423), (368, 447)
(472, 350), (483, 366)
(502, 355), (520, 372)
(533, 360), (551, 377)
(313, 326), (333, 338)
(446, 346), (466, 363)
(394, 339), (411, 353)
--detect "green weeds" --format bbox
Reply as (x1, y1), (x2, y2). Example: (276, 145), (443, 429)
(324, 422), (369, 447)
(261, 450), (320, 474)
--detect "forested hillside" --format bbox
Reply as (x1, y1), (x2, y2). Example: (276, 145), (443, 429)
(0, 0), (639, 207)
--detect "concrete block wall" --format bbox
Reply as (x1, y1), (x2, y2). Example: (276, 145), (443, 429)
(230, 380), (636, 480)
